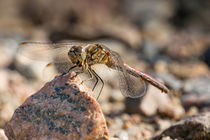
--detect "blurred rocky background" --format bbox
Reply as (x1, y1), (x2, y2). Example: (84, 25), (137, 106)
(0, 0), (210, 140)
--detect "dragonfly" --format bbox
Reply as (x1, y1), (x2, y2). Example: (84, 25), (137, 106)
(18, 42), (170, 99)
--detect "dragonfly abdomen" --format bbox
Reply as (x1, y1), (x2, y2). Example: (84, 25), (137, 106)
(124, 64), (170, 93)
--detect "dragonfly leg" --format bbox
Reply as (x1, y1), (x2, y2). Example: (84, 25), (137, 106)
(68, 65), (77, 72)
(67, 65), (85, 77)
(90, 69), (104, 100)
(75, 70), (84, 77)
(81, 69), (95, 85)
(92, 72), (98, 91)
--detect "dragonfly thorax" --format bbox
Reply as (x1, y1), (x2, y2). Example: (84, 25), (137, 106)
(68, 44), (112, 71)
(85, 44), (111, 67)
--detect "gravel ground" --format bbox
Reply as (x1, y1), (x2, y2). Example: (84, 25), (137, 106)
(0, 0), (210, 140)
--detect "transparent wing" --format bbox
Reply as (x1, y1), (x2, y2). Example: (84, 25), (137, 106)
(17, 42), (83, 81)
(43, 61), (81, 81)
(42, 62), (58, 81)
(44, 61), (74, 73)
(45, 61), (93, 87)
(17, 42), (78, 63)
(109, 50), (147, 98)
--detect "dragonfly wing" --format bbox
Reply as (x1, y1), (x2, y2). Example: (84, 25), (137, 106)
(17, 42), (74, 63)
(110, 51), (147, 98)
(43, 61), (79, 81)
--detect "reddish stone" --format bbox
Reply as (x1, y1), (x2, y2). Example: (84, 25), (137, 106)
(4, 72), (109, 140)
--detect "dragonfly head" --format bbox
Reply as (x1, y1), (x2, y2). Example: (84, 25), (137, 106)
(68, 46), (86, 66)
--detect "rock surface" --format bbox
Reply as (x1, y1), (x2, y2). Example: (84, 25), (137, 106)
(1, 0), (210, 139)
(0, 91), (20, 128)
(125, 85), (185, 120)
(0, 69), (36, 127)
(182, 76), (210, 108)
(0, 129), (8, 140)
(152, 112), (210, 140)
(140, 86), (184, 119)
(4, 72), (109, 140)
(169, 62), (209, 79)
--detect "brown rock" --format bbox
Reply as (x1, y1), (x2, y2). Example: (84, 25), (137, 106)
(0, 129), (8, 140)
(0, 70), (24, 127)
(0, 46), (13, 68)
(0, 91), (20, 128)
(0, 69), (36, 102)
(169, 62), (209, 79)
(182, 76), (210, 108)
(140, 85), (185, 119)
(159, 136), (173, 140)
(152, 112), (210, 140)
(19, 0), (142, 48)
(165, 32), (210, 60)
(125, 85), (184, 119)
(4, 72), (109, 140)
(155, 119), (172, 132)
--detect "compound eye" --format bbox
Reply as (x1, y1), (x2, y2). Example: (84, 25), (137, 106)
(70, 47), (75, 52)
(68, 50), (76, 59)
(75, 46), (83, 53)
